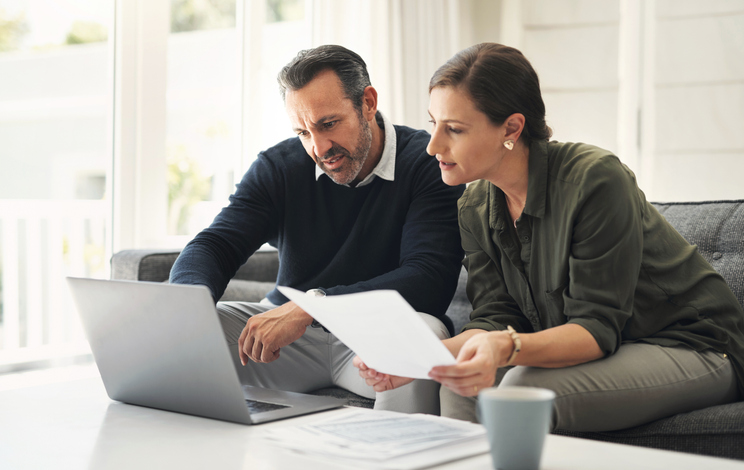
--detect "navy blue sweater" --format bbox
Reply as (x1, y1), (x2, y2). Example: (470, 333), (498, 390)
(170, 124), (464, 331)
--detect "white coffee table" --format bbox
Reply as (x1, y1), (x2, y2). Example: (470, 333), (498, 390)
(1, 375), (742, 470)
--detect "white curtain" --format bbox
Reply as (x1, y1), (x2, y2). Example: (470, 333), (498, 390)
(311, 0), (472, 130)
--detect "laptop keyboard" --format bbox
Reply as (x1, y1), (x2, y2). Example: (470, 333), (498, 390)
(245, 399), (291, 414)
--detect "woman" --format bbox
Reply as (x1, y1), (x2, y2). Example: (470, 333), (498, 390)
(355, 43), (744, 431)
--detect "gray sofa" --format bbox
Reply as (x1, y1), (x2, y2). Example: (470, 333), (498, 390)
(111, 200), (744, 461)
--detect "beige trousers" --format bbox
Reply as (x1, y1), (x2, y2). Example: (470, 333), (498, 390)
(217, 301), (450, 415)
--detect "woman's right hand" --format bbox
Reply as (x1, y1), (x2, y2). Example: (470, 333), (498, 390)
(353, 356), (415, 392)
(429, 330), (509, 396)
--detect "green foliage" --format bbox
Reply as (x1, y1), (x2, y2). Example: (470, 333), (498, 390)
(0, 8), (29, 52)
(65, 21), (108, 45)
(171, 0), (236, 33)
(266, 0), (304, 23)
(167, 145), (212, 235)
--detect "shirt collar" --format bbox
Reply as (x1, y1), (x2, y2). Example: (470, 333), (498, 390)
(523, 139), (548, 220)
(315, 111), (396, 187)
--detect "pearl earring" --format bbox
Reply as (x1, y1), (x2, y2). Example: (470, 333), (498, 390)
(504, 140), (514, 150)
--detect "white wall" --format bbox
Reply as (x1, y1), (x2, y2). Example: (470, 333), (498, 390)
(465, 0), (744, 202)
(651, 1), (744, 201)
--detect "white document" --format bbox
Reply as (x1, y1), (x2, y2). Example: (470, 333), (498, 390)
(277, 286), (456, 379)
(262, 408), (488, 470)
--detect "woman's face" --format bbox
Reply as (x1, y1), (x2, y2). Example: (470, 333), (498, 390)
(427, 86), (508, 187)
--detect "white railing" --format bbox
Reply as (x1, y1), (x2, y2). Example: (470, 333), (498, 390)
(0, 200), (109, 368)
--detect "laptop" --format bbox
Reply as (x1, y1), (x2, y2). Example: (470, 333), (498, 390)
(67, 277), (345, 425)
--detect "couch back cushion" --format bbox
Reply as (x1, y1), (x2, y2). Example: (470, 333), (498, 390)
(653, 200), (744, 310)
(445, 267), (471, 333)
(234, 249), (280, 282)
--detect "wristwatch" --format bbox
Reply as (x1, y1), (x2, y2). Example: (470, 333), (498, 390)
(305, 288), (326, 329)
(306, 288), (326, 298)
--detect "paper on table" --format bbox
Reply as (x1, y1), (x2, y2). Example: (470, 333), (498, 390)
(261, 408), (489, 470)
(277, 286), (456, 379)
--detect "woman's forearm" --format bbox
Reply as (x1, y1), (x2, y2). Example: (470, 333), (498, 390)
(443, 323), (603, 370)
(509, 323), (604, 368)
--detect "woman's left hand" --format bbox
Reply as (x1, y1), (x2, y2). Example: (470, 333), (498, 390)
(429, 330), (512, 396)
(353, 356), (415, 392)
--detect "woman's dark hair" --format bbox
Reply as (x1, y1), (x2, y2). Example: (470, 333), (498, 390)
(429, 43), (552, 142)
(278, 45), (371, 112)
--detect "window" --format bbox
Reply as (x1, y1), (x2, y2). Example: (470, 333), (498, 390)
(0, 0), (311, 369)
(164, 0), (311, 243)
(166, 0), (239, 237)
(0, 0), (113, 363)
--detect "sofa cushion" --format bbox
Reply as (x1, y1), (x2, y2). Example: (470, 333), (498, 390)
(233, 249), (280, 283)
(553, 401), (744, 460)
(444, 267), (470, 334)
(221, 279), (276, 303)
(653, 200), (744, 308)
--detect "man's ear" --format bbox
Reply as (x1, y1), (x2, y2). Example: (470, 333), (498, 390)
(504, 113), (526, 142)
(361, 86), (378, 121)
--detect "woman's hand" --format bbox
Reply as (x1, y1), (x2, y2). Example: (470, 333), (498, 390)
(430, 324), (605, 396)
(353, 356), (415, 392)
(429, 330), (513, 396)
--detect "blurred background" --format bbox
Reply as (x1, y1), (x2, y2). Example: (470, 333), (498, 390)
(1, 0), (742, 374)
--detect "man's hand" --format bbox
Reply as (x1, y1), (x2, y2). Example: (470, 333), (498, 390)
(238, 301), (313, 364)
(353, 356), (415, 392)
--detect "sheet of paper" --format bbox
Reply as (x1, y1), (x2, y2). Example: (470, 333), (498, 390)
(261, 408), (488, 470)
(278, 286), (456, 379)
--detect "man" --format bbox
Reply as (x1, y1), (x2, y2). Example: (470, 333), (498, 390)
(170, 45), (464, 414)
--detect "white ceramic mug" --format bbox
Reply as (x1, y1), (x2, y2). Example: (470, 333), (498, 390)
(478, 386), (556, 470)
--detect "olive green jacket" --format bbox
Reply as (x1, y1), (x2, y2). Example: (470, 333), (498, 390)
(458, 140), (744, 394)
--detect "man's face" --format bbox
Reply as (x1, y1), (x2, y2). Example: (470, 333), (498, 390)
(285, 69), (372, 186)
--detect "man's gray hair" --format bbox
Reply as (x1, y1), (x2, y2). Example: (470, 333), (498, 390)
(277, 45), (371, 111)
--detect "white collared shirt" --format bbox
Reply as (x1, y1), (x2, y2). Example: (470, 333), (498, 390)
(315, 111), (397, 187)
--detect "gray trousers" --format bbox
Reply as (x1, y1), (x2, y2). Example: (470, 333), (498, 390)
(441, 343), (739, 432)
(217, 301), (450, 415)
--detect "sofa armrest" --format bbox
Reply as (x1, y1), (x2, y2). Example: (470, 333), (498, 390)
(111, 248), (281, 282)
(111, 249), (181, 282)
(110, 248), (280, 303)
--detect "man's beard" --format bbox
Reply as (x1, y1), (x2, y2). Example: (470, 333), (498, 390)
(319, 113), (373, 186)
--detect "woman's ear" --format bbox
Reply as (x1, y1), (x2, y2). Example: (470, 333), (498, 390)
(504, 113), (526, 142)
